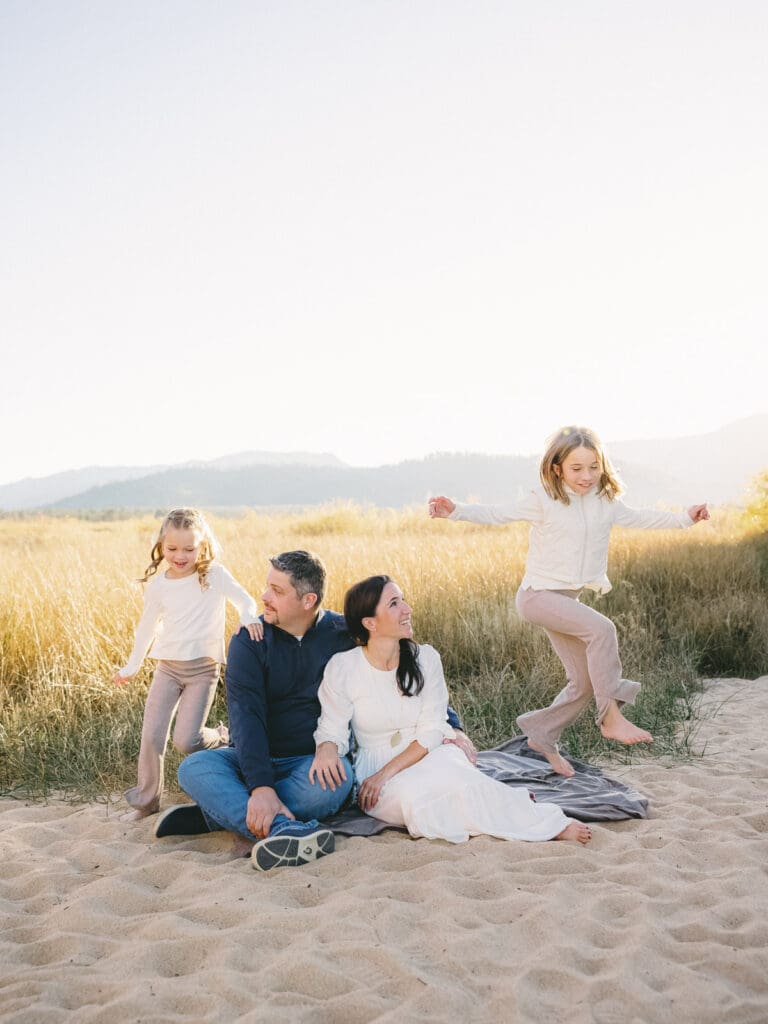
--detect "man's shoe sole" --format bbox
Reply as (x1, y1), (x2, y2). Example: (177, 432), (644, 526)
(251, 828), (335, 872)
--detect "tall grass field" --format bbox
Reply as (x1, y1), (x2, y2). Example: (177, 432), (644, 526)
(1, 502), (767, 801)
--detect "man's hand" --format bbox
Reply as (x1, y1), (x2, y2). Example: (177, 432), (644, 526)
(308, 741), (347, 791)
(443, 730), (478, 766)
(246, 787), (294, 839)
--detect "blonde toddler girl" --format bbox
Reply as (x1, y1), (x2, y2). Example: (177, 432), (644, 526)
(114, 508), (261, 820)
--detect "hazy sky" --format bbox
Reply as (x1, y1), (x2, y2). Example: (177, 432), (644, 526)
(2, 1), (765, 485)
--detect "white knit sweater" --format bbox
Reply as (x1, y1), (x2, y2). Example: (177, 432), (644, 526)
(120, 563), (258, 676)
(450, 486), (693, 593)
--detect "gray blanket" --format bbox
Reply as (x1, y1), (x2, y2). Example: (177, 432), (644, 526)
(323, 736), (649, 836)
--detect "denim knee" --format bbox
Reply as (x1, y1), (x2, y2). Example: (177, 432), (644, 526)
(276, 756), (354, 820)
(296, 775), (353, 820)
(177, 748), (214, 790)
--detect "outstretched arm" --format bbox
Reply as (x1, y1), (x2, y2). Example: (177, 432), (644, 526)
(613, 499), (709, 530)
(431, 491), (543, 526)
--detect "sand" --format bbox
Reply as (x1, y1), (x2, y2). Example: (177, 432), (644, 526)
(2, 677), (768, 1024)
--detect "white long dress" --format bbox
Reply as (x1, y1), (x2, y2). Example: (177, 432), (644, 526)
(314, 645), (572, 844)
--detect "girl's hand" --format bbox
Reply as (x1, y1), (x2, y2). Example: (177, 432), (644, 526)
(687, 503), (710, 523)
(244, 620), (264, 642)
(358, 767), (391, 813)
(428, 495), (456, 519)
(113, 672), (133, 686)
(308, 742), (347, 791)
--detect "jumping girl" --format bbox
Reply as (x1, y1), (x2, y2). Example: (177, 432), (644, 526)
(428, 426), (709, 777)
(114, 508), (261, 820)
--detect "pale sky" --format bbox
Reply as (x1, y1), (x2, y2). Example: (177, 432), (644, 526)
(1, 1), (766, 485)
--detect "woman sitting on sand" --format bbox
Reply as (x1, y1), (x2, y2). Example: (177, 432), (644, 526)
(309, 575), (591, 845)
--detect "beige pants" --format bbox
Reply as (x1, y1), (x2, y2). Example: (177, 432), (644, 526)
(124, 657), (226, 813)
(515, 587), (640, 753)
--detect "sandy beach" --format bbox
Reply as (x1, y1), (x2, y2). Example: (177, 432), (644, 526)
(2, 676), (767, 1024)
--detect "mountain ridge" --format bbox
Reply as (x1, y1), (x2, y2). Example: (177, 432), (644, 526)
(1, 416), (765, 511)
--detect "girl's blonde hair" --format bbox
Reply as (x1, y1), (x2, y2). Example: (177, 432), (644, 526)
(140, 508), (221, 588)
(540, 426), (624, 504)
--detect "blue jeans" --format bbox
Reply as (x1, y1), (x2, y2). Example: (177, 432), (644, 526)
(177, 746), (354, 839)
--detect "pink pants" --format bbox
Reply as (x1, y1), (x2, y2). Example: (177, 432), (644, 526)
(124, 657), (227, 813)
(515, 587), (640, 753)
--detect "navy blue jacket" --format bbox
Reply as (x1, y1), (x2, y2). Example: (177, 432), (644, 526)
(226, 609), (462, 792)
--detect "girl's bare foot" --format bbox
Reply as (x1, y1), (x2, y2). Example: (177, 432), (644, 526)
(600, 711), (653, 745)
(119, 808), (156, 823)
(527, 738), (576, 778)
(555, 821), (592, 844)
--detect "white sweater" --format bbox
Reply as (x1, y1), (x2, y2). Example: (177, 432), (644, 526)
(120, 563), (258, 676)
(314, 645), (455, 783)
(450, 486), (693, 594)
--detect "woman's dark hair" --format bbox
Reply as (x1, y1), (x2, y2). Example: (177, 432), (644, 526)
(343, 575), (424, 698)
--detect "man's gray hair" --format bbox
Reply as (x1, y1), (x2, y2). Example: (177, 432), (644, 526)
(269, 550), (326, 604)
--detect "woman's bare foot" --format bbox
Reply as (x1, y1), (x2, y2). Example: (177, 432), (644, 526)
(555, 821), (592, 844)
(600, 710), (653, 745)
(527, 738), (576, 778)
(119, 808), (156, 823)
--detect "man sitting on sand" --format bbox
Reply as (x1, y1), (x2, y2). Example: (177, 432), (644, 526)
(155, 550), (474, 872)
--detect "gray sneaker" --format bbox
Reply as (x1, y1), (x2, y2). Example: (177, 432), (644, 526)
(251, 815), (335, 872)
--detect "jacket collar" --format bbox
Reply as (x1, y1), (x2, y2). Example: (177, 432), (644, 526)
(272, 608), (325, 643)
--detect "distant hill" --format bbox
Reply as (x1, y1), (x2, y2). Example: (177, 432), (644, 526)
(0, 463), (172, 510)
(609, 414), (767, 506)
(48, 454), (543, 510)
(0, 451), (345, 511)
(48, 451), (681, 511)
(1, 416), (765, 512)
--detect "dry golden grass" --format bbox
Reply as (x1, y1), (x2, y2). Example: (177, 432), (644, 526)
(1, 504), (766, 799)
